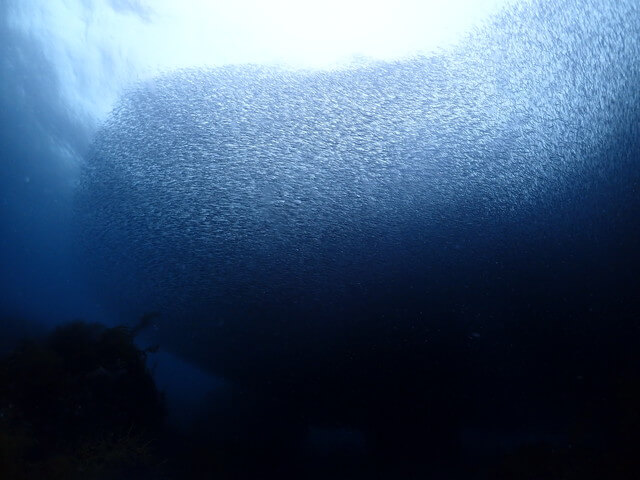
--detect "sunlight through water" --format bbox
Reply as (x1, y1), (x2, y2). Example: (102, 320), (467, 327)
(6, 0), (515, 121)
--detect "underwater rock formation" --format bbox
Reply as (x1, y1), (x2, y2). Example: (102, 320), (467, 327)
(0, 320), (165, 479)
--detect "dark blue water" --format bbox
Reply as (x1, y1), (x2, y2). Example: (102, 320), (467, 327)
(1, 0), (639, 478)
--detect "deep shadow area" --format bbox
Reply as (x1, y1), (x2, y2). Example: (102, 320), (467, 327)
(0, 319), (165, 479)
(2, 260), (639, 480)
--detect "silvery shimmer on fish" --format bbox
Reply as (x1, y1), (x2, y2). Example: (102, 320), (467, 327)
(76, 0), (639, 330)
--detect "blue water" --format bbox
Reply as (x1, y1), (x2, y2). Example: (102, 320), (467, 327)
(1, 0), (639, 478)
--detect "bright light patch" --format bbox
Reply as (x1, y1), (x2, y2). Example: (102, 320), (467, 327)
(7, 0), (516, 120)
(241, 0), (513, 65)
(156, 0), (516, 67)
